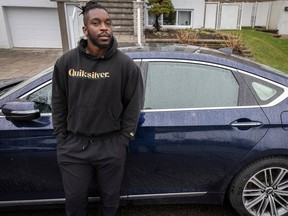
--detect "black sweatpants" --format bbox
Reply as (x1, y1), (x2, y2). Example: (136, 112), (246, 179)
(57, 133), (128, 216)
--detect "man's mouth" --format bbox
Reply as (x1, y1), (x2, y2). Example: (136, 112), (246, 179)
(99, 34), (110, 39)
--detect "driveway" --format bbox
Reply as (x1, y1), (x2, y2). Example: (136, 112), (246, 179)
(0, 48), (62, 80)
(1, 203), (239, 215)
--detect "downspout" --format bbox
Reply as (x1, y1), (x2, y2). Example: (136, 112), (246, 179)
(137, 0), (142, 46)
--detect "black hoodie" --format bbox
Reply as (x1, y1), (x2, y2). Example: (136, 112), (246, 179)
(52, 38), (143, 141)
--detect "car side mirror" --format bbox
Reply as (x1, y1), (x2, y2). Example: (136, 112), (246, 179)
(2, 100), (40, 121)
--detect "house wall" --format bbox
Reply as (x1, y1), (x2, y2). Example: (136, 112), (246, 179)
(145, 0), (205, 29)
(0, 5), (11, 48)
(171, 0), (205, 28)
(1, 0), (287, 49)
(278, 0), (288, 35)
(0, 0), (56, 7)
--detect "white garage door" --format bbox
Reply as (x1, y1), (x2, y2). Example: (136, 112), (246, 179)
(6, 7), (61, 48)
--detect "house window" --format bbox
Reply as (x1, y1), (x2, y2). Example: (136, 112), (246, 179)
(178, 11), (191, 26)
(163, 12), (176, 25)
(147, 10), (193, 27)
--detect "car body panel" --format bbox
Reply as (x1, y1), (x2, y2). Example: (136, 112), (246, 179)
(127, 107), (269, 194)
(0, 115), (61, 202)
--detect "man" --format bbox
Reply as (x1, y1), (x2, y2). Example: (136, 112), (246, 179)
(51, 1), (143, 215)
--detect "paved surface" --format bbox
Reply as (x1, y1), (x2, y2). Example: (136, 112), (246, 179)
(0, 48), (63, 80)
(1, 203), (239, 216)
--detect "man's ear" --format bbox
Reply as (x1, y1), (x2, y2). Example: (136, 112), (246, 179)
(82, 26), (88, 36)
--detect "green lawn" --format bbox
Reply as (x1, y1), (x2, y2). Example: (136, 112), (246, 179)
(240, 28), (288, 73)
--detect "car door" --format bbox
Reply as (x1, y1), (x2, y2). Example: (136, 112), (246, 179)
(0, 81), (64, 205)
(125, 60), (270, 201)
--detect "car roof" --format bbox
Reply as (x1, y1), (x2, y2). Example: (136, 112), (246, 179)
(120, 45), (288, 85)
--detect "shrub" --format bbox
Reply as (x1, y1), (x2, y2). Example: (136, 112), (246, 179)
(220, 32), (243, 54)
(177, 29), (199, 45)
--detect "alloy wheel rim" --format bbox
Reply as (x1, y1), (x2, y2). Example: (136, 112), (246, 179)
(242, 167), (288, 216)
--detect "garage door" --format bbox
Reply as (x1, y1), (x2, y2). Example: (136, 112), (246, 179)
(6, 7), (61, 48)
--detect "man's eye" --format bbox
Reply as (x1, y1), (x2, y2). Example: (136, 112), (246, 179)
(93, 22), (100, 26)
(106, 22), (111, 26)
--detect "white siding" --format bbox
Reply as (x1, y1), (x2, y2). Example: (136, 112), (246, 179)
(242, 3), (254, 27)
(204, 3), (218, 29)
(255, 2), (271, 27)
(278, 1), (288, 35)
(171, 0), (205, 28)
(268, 1), (282, 30)
(219, 4), (240, 29)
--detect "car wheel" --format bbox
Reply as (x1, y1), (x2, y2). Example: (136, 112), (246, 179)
(228, 156), (288, 216)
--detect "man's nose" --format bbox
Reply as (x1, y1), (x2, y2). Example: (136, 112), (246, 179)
(100, 22), (108, 30)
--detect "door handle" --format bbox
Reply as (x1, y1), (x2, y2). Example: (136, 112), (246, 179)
(230, 119), (263, 130)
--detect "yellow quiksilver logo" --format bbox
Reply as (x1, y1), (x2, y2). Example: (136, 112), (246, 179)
(68, 69), (110, 79)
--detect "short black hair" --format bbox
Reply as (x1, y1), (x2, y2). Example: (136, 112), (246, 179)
(77, 1), (109, 25)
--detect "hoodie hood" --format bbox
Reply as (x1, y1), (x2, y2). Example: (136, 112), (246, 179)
(78, 36), (118, 60)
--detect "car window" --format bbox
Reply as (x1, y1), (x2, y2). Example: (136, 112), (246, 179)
(144, 62), (239, 110)
(252, 82), (277, 101)
(239, 72), (285, 105)
(24, 83), (52, 113)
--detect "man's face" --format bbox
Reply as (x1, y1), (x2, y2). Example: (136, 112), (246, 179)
(83, 8), (113, 49)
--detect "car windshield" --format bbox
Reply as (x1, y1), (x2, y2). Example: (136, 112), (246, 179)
(0, 66), (53, 100)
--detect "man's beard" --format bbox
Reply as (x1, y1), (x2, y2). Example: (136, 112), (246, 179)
(88, 31), (113, 49)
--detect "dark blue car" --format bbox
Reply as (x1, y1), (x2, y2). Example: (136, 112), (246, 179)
(0, 45), (288, 216)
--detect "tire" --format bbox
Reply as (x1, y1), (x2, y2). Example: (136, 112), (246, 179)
(228, 156), (288, 216)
